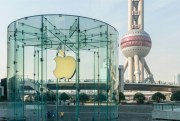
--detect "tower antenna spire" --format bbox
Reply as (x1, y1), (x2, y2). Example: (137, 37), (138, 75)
(128, 0), (144, 30)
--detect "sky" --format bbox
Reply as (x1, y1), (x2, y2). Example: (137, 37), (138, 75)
(0, 0), (180, 82)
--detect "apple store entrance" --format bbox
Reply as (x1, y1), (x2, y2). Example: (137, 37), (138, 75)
(7, 14), (119, 121)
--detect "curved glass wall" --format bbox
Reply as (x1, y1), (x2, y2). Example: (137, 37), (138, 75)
(7, 14), (119, 121)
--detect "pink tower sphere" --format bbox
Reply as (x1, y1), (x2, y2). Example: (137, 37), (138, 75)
(120, 29), (152, 58)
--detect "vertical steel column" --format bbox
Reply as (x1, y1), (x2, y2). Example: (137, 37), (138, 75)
(7, 25), (9, 100)
(75, 16), (80, 121)
(44, 18), (48, 121)
(40, 16), (44, 120)
(33, 48), (37, 120)
(13, 22), (17, 120)
(106, 25), (109, 121)
(37, 50), (40, 120)
(22, 44), (25, 120)
(56, 78), (59, 121)
(97, 50), (100, 121)
(93, 51), (96, 120)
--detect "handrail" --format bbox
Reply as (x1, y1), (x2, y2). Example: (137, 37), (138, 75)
(153, 103), (180, 112)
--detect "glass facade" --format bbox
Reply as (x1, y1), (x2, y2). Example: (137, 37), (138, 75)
(7, 14), (119, 121)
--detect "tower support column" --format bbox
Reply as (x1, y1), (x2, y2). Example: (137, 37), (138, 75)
(134, 55), (140, 82)
(140, 57), (144, 82)
(128, 57), (133, 82)
(123, 59), (128, 72)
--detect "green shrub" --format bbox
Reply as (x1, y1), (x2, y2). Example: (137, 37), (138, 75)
(95, 93), (107, 102)
(59, 92), (70, 102)
(152, 92), (166, 102)
(133, 93), (145, 104)
(119, 92), (125, 103)
(171, 91), (180, 101)
(79, 93), (89, 104)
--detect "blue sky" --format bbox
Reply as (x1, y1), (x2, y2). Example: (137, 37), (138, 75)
(0, 0), (180, 82)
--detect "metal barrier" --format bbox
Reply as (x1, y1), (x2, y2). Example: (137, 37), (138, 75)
(153, 103), (180, 112)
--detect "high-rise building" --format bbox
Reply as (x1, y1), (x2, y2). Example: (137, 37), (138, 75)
(175, 74), (180, 85)
(120, 0), (154, 83)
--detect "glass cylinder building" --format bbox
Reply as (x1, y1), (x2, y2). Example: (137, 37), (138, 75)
(7, 14), (119, 121)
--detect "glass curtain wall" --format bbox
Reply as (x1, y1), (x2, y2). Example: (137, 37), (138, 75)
(7, 14), (119, 121)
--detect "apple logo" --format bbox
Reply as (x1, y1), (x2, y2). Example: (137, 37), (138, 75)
(53, 52), (76, 79)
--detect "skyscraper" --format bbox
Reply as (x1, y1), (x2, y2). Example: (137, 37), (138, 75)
(120, 0), (154, 83)
(175, 74), (180, 85)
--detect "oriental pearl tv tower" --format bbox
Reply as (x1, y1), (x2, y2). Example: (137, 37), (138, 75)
(120, 0), (155, 83)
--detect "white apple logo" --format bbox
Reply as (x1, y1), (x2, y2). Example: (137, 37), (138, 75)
(53, 54), (76, 79)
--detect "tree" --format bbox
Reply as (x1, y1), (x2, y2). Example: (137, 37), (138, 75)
(34, 93), (40, 102)
(34, 91), (56, 102)
(34, 91), (45, 102)
(112, 92), (117, 102)
(95, 93), (107, 102)
(133, 93), (145, 104)
(79, 93), (89, 104)
(46, 91), (56, 102)
(59, 92), (70, 103)
(152, 92), (166, 102)
(171, 91), (180, 101)
(119, 92), (125, 102)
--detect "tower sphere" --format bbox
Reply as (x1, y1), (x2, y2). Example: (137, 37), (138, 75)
(120, 29), (152, 58)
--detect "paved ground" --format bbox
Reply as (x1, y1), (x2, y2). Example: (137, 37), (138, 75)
(0, 103), (153, 121)
(119, 105), (152, 121)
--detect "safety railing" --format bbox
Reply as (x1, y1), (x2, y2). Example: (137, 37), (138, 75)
(153, 103), (180, 112)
